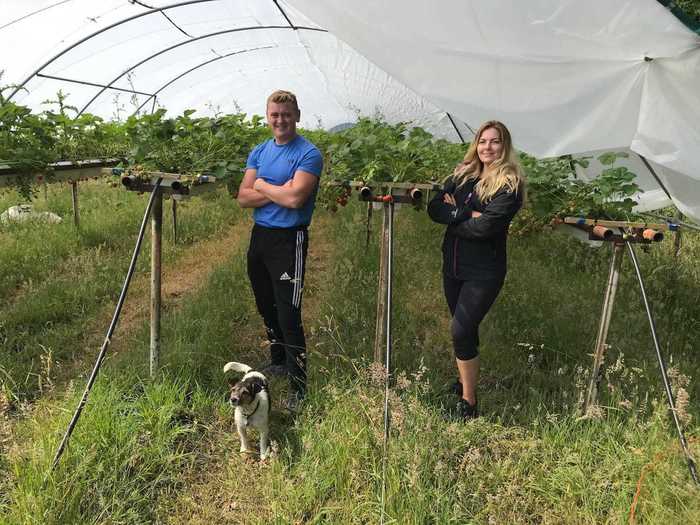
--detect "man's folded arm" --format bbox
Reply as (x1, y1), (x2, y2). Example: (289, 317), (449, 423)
(237, 168), (271, 208)
(254, 170), (319, 209)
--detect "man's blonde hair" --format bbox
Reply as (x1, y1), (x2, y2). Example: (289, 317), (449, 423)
(266, 90), (299, 113)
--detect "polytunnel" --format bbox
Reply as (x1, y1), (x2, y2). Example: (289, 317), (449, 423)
(1, 0), (470, 140)
(287, 0), (700, 221)
(2, 0), (700, 220)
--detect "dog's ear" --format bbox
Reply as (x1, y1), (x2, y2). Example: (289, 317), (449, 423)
(249, 382), (262, 397)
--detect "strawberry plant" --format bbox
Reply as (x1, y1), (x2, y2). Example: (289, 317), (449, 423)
(316, 117), (466, 211)
(323, 117), (465, 184)
(1, 86), (129, 199)
(122, 108), (269, 193)
(0, 84), (648, 222)
(521, 150), (641, 227)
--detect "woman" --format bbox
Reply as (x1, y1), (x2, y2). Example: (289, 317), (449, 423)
(428, 120), (524, 420)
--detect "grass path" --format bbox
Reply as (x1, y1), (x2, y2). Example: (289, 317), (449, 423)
(0, 203), (253, 515)
(76, 213), (254, 367)
(2, 202), (699, 524)
(0, 184), (246, 402)
(157, 213), (336, 524)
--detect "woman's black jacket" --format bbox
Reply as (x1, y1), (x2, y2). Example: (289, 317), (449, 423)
(427, 177), (522, 282)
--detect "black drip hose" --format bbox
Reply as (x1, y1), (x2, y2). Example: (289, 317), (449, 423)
(51, 179), (164, 470)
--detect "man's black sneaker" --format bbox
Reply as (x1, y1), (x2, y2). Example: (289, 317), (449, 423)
(456, 398), (478, 420)
(283, 390), (304, 414)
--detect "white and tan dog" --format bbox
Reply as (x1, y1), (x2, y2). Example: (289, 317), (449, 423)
(223, 361), (271, 460)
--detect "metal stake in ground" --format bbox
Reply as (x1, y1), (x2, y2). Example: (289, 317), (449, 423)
(51, 178), (164, 471)
(625, 241), (699, 485)
(380, 198), (394, 525)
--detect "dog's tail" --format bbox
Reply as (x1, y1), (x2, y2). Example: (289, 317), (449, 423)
(223, 361), (252, 374)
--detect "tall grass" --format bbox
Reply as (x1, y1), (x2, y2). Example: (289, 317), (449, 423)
(0, 181), (242, 401)
(1, 198), (699, 523)
(1, 231), (254, 524)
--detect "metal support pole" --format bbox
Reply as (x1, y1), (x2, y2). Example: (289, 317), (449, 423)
(172, 197), (178, 244)
(52, 178), (163, 470)
(380, 199), (395, 525)
(70, 180), (80, 228)
(374, 204), (390, 363)
(150, 189), (163, 378)
(625, 241), (699, 484)
(584, 242), (624, 412)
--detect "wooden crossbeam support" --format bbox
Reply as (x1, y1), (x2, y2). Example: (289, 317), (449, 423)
(0, 165), (117, 188)
(562, 217), (679, 244)
(0, 159), (120, 183)
(563, 216), (679, 231)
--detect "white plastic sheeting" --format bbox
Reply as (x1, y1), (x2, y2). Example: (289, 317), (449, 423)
(288, 0), (700, 220)
(2, 1), (699, 218)
(573, 149), (700, 219)
(0, 0), (466, 140)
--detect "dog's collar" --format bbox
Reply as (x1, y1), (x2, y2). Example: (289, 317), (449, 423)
(241, 398), (261, 418)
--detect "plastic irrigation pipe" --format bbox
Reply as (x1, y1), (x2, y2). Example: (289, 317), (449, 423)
(641, 212), (700, 233)
(380, 199), (394, 525)
(625, 240), (699, 485)
(51, 178), (164, 471)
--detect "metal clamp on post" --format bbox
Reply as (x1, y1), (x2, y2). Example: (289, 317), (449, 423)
(359, 185), (373, 199)
(408, 187), (423, 204)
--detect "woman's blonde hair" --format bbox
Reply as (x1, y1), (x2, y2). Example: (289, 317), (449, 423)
(452, 120), (524, 203)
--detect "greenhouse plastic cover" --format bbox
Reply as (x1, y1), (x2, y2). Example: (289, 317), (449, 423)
(0, 0), (466, 140)
(2, 0), (700, 220)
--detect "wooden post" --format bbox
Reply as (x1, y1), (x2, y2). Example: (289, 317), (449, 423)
(365, 201), (373, 248)
(172, 197), (178, 244)
(373, 203), (390, 363)
(379, 199), (395, 523)
(70, 180), (80, 228)
(150, 189), (163, 378)
(674, 211), (683, 257)
(584, 242), (624, 412)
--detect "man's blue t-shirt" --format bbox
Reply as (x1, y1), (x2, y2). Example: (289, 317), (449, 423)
(246, 135), (323, 228)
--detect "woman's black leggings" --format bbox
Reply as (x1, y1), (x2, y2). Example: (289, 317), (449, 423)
(443, 274), (503, 360)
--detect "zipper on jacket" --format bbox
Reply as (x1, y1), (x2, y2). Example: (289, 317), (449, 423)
(452, 190), (470, 277)
(453, 237), (458, 276)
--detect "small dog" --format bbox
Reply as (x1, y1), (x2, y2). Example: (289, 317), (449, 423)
(223, 361), (271, 460)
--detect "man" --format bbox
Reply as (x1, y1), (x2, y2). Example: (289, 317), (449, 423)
(237, 90), (323, 411)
